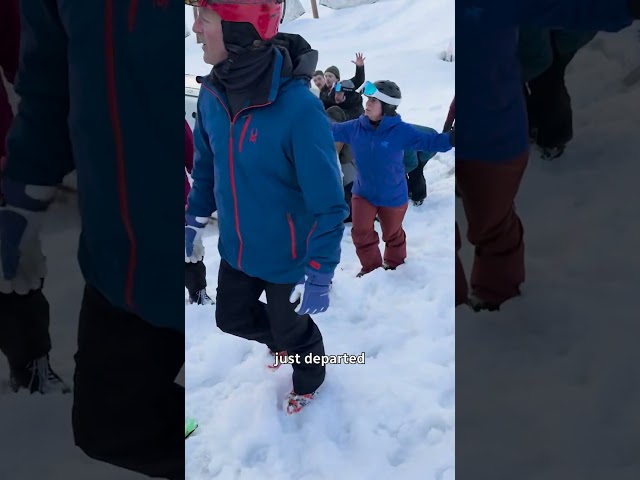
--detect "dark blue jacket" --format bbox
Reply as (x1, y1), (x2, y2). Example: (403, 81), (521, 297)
(4, 0), (186, 332)
(456, 0), (633, 162)
(404, 124), (439, 173)
(331, 115), (452, 207)
(518, 28), (597, 82)
(187, 50), (348, 284)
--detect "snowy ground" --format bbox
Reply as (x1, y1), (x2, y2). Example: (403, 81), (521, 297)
(456, 24), (640, 480)
(185, 1), (455, 479)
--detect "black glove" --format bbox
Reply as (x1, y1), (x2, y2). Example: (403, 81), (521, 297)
(442, 121), (453, 133)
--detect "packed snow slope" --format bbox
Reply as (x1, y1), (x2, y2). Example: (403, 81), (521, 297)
(456, 24), (640, 480)
(185, 1), (455, 480)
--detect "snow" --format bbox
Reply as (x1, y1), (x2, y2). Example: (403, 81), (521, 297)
(185, 1), (455, 480)
(455, 24), (640, 479)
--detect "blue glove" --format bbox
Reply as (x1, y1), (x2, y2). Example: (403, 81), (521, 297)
(0, 178), (55, 294)
(289, 267), (333, 315)
(185, 214), (208, 263)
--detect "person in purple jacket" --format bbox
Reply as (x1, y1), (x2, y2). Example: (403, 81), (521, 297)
(456, 0), (639, 312)
(331, 80), (454, 277)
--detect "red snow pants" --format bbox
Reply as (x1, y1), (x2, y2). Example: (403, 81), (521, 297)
(455, 151), (528, 306)
(351, 194), (409, 273)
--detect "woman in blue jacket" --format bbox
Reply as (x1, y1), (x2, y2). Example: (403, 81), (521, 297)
(331, 80), (454, 276)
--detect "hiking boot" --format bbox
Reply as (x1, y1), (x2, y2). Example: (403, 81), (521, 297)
(189, 289), (215, 305)
(468, 294), (500, 312)
(9, 356), (71, 394)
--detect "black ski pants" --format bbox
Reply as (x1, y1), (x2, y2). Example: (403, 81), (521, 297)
(72, 285), (184, 480)
(525, 34), (578, 149)
(0, 287), (51, 371)
(185, 260), (207, 297)
(407, 158), (428, 204)
(215, 259), (326, 395)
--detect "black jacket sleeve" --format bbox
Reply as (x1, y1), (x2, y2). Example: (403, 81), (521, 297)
(350, 65), (365, 90)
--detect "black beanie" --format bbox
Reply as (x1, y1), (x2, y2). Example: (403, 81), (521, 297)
(324, 65), (340, 79)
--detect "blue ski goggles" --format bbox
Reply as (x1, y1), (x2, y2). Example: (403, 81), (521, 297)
(335, 81), (355, 93)
(357, 81), (401, 106)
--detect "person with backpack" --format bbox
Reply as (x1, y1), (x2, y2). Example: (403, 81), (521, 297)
(330, 80), (454, 276)
(185, 0), (348, 415)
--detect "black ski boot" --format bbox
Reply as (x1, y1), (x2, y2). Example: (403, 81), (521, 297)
(189, 289), (215, 305)
(9, 355), (71, 394)
(468, 295), (500, 312)
(539, 144), (566, 160)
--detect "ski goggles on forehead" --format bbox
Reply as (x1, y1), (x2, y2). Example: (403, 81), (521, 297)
(357, 81), (401, 106)
(335, 82), (355, 93)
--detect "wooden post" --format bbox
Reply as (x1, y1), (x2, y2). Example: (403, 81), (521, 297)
(310, 0), (319, 19)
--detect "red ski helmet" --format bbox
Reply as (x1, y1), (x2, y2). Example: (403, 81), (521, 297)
(186, 0), (285, 41)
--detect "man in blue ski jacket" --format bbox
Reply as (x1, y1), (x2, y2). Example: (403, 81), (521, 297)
(184, 0), (348, 416)
(0, 1), (186, 478)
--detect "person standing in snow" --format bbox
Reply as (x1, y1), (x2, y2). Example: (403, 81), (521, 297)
(404, 124), (440, 206)
(519, 28), (596, 159)
(321, 54), (366, 111)
(443, 96), (455, 133)
(185, 0), (348, 415)
(456, 0), (639, 311)
(312, 70), (326, 90)
(439, 96), (460, 198)
(0, 0), (70, 395)
(312, 69), (330, 105)
(330, 80), (454, 276)
(184, 119), (214, 305)
(319, 67), (337, 109)
(332, 79), (365, 120)
(326, 106), (357, 223)
(0, 1), (186, 478)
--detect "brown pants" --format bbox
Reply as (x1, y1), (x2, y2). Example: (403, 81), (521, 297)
(455, 151), (528, 305)
(351, 194), (409, 273)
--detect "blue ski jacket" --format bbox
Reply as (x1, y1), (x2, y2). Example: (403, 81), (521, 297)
(187, 49), (348, 284)
(3, 0), (187, 332)
(330, 115), (452, 207)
